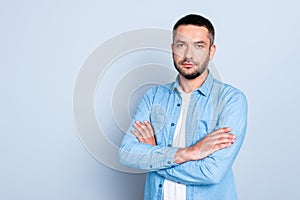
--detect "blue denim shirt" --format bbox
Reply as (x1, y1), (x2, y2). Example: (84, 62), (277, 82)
(119, 72), (247, 200)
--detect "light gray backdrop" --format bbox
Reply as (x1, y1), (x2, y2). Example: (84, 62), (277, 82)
(1, 0), (299, 199)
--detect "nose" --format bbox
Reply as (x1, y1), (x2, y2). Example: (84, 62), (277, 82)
(184, 46), (194, 60)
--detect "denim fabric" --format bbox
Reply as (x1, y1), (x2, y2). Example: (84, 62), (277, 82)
(119, 72), (247, 200)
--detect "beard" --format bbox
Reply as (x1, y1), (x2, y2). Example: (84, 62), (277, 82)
(173, 54), (210, 80)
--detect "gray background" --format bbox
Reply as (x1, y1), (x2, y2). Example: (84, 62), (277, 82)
(1, 0), (299, 199)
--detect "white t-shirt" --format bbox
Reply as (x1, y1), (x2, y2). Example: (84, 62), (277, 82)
(163, 89), (191, 200)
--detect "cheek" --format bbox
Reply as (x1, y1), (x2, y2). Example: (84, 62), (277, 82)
(173, 48), (186, 58)
(194, 51), (209, 62)
(173, 53), (183, 63)
(195, 49), (208, 57)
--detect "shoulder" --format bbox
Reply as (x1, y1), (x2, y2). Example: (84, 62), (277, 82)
(144, 81), (175, 97)
(211, 78), (247, 107)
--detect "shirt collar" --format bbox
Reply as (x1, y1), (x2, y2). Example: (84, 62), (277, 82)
(170, 70), (214, 96)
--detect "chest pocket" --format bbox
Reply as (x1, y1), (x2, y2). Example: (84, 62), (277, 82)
(195, 119), (218, 140)
(150, 105), (166, 137)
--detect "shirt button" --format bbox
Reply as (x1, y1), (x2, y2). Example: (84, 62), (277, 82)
(171, 123), (175, 126)
(167, 144), (172, 147)
(167, 161), (171, 164)
(150, 165), (153, 168)
(159, 184), (162, 188)
(177, 103), (180, 107)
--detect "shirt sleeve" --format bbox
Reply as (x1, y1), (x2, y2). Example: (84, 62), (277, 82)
(155, 90), (247, 185)
(119, 87), (180, 171)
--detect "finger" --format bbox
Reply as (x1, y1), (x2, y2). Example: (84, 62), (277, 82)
(133, 123), (146, 138)
(132, 128), (152, 141)
(211, 142), (233, 152)
(217, 136), (236, 144)
(144, 121), (154, 133)
(209, 139), (234, 151)
(219, 133), (236, 139)
(207, 129), (225, 139)
(134, 122), (146, 132)
(134, 122), (154, 139)
(131, 130), (141, 140)
(204, 136), (235, 152)
(212, 127), (231, 135)
(135, 121), (147, 130)
(139, 121), (154, 137)
(208, 132), (236, 141)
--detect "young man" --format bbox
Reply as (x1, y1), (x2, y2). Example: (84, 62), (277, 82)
(119, 14), (247, 200)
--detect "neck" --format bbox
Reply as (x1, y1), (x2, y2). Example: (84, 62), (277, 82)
(179, 69), (209, 93)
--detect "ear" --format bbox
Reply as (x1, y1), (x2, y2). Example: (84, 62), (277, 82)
(209, 44), (216, 60)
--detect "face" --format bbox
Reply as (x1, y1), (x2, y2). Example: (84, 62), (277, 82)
(172, 25), (216, 80)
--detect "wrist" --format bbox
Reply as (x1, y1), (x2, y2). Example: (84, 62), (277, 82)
(174, 147), (192, 164)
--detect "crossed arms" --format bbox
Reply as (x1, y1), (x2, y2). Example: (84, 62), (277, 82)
(132, 120), (235, 164)
(119, 87), (247, 185)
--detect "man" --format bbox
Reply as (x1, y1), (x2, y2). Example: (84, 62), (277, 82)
(119, 14), (247, 200)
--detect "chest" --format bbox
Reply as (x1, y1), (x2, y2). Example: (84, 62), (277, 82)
(150, 93), (220, 146)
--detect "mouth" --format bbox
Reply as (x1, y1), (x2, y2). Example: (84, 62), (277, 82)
(181, 62), (194, 68)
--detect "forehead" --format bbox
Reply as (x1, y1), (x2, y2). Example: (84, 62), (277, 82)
(174, 25), (210, 42)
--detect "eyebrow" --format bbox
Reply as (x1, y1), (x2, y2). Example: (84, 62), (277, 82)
(195, 41), (208, 45)
(175, 40), (208, 45)
(174, 40), (186, 44)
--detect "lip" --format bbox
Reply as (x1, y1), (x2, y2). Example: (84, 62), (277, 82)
(182, 62), (194, 67)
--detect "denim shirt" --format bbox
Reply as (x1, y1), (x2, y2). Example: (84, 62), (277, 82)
(119, 72), (247, 200)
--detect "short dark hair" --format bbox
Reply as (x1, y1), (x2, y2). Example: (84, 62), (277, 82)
(173, 14), (215, 46)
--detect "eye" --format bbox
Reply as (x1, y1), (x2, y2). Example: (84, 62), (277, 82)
(176, 43), (185, 48)
(196, 44), (204, 49)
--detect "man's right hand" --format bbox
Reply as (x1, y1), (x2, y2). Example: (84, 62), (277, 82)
(174, 127), (235, 164)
